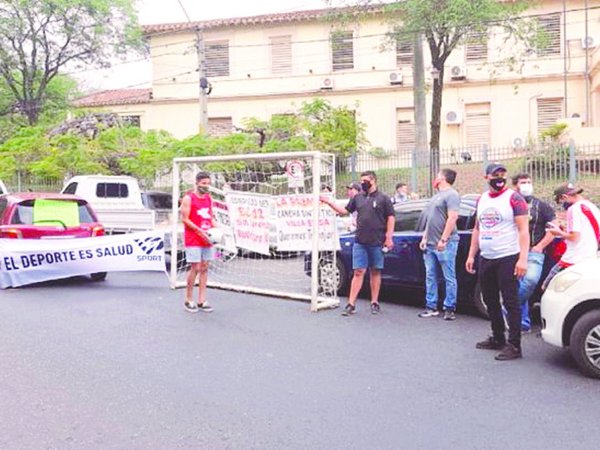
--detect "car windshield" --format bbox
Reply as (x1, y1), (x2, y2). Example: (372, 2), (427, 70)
(11, 199), (95, 225)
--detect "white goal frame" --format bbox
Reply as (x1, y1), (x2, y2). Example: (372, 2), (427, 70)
(169, 151), (339, 312)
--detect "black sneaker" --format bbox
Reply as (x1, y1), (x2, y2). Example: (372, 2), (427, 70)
(495, 344), (523, 361)
(443, 310), (456, 321)
(370, 303), (381, 315)
(418, 308), (439, 318)
(184, 301), (198, 313)
(476, 336), (506, 350)
(198, 302), (213, 313)
(341, 303), (356, 316)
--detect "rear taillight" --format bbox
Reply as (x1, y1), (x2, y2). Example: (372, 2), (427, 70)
(92, 226), (105, 237)
(0, 228), (23, 239)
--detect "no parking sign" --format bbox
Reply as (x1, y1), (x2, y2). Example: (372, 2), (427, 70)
(285, 160), (304, 188)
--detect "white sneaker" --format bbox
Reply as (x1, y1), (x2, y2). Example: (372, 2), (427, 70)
(198, 302), (213, 313)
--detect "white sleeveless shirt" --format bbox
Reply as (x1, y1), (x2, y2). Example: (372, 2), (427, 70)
(477, 189), (520, 259)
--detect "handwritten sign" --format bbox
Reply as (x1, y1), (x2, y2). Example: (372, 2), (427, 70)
(225, 193), (272, 255)
(274, 195), (339, 251)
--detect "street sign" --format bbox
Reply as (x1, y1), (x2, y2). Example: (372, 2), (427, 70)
(285, 160), (304, 188)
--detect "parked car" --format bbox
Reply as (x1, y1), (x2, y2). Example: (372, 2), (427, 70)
(306, 197), (563, 316)
(541, 257), (600, 379)
(0, 192), (107, 281)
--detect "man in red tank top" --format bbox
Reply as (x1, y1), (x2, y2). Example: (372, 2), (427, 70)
(180, 171), (216, 313)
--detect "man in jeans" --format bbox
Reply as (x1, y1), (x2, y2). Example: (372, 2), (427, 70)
(466, 163), (529, 361)
(418, 169), (460, 321)
(510, 173), (556, 332)
(321, 171), (395, 316)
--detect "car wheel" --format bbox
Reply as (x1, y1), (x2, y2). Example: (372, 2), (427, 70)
(472, 282), (489, 319)
(570, 310), (600, 379)
(90, 272), (107, 282)
(318, 256), (348, 296)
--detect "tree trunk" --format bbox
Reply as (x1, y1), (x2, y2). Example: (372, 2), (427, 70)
(22, 99), (41, 126)
(429, 62), (444, 194)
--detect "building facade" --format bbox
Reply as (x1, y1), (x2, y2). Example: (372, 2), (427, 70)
(78, 1), (600, 157)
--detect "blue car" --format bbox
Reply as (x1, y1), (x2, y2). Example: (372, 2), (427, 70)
(306, 197), (562, 316)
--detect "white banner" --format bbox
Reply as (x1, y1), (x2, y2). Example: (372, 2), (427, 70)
(274, 195), (339, 252)
(225, 193), (272, 256)
(0, 231), (166, 288)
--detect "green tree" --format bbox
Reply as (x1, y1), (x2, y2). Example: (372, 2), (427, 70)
(328, 0), (536, 178)
(0, 0), (143, 125)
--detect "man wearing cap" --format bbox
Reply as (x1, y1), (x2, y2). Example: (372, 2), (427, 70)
(466, 163), (530, 361)
(542, 183), (600, 290)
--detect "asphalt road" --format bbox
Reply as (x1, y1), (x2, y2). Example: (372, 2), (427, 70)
(1, 271), (598, 449)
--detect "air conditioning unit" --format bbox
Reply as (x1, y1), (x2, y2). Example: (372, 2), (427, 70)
(320, 77), (334, 90)
(582, 36), (596, 49)
(512, 136), (525, 149)
(388, 72), (403, 85)
(450, 65), (467, 80)
(445, 110), (463, 125)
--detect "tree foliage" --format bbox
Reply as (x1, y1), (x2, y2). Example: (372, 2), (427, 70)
(0, 0), (143, 125)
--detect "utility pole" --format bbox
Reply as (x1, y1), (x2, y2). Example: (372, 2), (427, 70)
(412, 32), (428, 195)
(195, 26), (209, 134)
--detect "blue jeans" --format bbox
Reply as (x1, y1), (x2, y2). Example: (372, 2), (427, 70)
(517, 251), (545, 330)
(423, 239), (458, 311)
(352, 243), (384, 270)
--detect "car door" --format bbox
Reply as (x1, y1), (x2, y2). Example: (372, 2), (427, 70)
(382, 201), (427, 286)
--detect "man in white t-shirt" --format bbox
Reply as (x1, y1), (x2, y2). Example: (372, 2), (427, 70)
(542, 183), (600, 290)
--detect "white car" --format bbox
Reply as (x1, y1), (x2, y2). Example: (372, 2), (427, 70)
(541, 257), (600, 379)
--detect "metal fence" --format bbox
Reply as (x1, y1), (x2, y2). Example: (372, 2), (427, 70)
(3, 141), (600, 206)
(339, 141), (600, 205)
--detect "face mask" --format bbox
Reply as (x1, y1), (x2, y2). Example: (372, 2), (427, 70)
(361, 181), (371, 192)
(519, 183), (533, 197)
(432, 179), (442, 190)
(197, 185), (209, 194)
(488, 177), (506, 191)
(562, 201), (573, 210)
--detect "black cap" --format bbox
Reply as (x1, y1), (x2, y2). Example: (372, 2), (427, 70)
(346, 182), (361, 191)
(553, 182), (584, 203)
(485, 163), (507, 176)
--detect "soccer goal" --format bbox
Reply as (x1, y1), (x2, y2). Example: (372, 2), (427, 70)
(169, 151), (341, 312)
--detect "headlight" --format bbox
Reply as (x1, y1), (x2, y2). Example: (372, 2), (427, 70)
(548, 270), (582, 293)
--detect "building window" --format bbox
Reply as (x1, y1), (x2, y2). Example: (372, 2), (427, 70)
(396, 108), (415, 155)
(465, 103), (491, 148)
(396, 36), (413, 66)
(331, 31), (354, 71)
(537, 13), (561, 57)
(121, 115), (141, 127)
(208, 117), (233, 137)
(537, 98), (563, 135)
(206, 40), (229, 77)
(270, 35), (292, 75)
(465, 31), (488, 63)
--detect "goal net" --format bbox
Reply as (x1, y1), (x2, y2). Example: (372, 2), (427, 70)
(169, 151), (341, 311)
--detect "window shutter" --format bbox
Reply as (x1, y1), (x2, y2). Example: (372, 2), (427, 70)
(465, 103), (491, 147)
(538, 13), (561, 57)
(396, 108), (415, 154)
(206, 40), (229, 77)
(331, 31), (354, 71)
(270, 35), (292, 75)
(208, 117), (233, 137)
(465, 32), (488, 63)
(396, 37), (413, 66)
(537, 98), (563, 135)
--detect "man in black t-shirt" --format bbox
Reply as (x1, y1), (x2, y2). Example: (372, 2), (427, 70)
(321, 171), (395, 316)
(511, 173), (556, 331)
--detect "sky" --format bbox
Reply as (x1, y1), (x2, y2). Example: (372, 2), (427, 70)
(77, 0), (332, 91)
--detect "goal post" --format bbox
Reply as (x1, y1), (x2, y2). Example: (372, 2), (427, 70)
(169, 151), (341, 312)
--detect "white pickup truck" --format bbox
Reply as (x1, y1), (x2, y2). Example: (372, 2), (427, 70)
(61, 175), (155, 233)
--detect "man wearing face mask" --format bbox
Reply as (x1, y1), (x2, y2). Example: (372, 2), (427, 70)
(510, 173), (556, 332)
(180, 171), (216, 313)
(466, 163), (530, 361)
(320, 171), (395, 316)
(541, 183), (600, 291)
